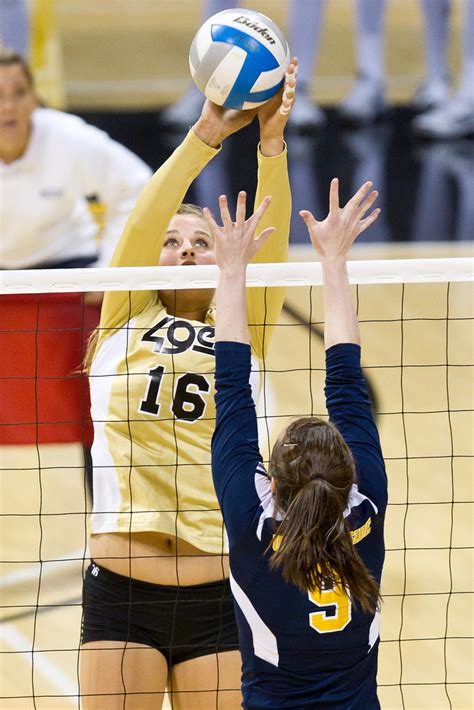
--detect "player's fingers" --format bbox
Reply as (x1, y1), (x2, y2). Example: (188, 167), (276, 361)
(328, 178), (339, 213)
(357, 190), (379, 220)
(299, 209), (318, 229)
(347, 181), (373, 210)
(283, 80), (296, 100)
(219, 194), (233, 231)
(281, 85), (296, 109)
(254, 226), (275, 244)
(279, 95), (294, 116)
(280, 57), (298, 115)
(285, 56), (298, 82)
(202, 206), (220, 239)
(358, 208), (381, 233)
(280, 90), (295, 116)
(249, 195), (272, 230)
(235, 191), (247, 227)
(284, 60), (297, 92)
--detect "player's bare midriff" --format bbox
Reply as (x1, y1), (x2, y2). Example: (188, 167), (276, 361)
(89, 532), (230, 585)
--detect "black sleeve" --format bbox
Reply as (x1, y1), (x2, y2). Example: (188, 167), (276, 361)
(325, 343), (388, 512)
(212, 341), (264, 547)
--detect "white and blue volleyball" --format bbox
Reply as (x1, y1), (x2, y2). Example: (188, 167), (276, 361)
(189, 8), (290, 110)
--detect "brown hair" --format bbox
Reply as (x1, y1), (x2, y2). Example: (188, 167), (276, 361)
(269, 417), (381, 613)
(82, 203), (205, 373)
(0, 50), (34, 87)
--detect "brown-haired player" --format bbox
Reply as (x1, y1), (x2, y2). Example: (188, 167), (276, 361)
(209, 179), (387, 708)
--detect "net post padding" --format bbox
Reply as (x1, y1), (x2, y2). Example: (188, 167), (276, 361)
(0, 294), (100, 444)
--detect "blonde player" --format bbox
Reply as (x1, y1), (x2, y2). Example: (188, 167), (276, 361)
(79, 63), (297, 708)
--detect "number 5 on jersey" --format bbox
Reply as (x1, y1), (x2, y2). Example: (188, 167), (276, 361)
(308, 580), (352, 633)
(139, 365), (210, 422)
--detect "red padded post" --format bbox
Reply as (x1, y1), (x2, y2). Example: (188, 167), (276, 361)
(0, 294), (100, 445)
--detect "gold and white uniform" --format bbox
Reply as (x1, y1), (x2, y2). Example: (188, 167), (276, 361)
(89, 129), (290, 553)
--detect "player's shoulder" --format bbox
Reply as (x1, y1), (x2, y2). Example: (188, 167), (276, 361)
(32, 107), (108, 143)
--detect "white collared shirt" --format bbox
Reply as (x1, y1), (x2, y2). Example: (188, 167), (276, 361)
(0, 107), (151, 268)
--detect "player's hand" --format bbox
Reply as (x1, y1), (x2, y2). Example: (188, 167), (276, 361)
(193, 100), (257, 148)
(300, 179), (380, 260)
(203, 191), (275, 271)
(258, 57), (297, 156)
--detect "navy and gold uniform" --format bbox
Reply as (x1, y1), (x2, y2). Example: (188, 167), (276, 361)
(89, 129), (291, 553)
(212, 341), (388, 708)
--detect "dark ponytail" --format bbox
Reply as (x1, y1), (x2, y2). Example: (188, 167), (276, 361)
(269, 417), (380, 614)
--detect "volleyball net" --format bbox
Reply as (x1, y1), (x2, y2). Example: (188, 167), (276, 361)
(0, 257), (472, 709)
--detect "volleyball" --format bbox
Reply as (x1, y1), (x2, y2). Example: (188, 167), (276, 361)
(189, 8), (290, 110)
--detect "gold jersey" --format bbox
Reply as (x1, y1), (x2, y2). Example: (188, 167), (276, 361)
(89, 129), (291, 553)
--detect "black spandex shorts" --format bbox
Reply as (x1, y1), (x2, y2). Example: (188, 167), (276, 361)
(81, 562), (240, 666)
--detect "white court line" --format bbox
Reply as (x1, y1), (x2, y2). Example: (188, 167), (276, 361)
(0, 623), (78, 705)
(0, 549), (88, 589)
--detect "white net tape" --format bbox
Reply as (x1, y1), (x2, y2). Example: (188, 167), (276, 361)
(1, 257), (473, 295)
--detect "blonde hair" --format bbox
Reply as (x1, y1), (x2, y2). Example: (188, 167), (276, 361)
(82, 203), (206, 373)
(176, 203), (205, 219)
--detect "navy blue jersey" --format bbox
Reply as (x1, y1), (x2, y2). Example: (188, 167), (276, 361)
(212, 342), (388, 709)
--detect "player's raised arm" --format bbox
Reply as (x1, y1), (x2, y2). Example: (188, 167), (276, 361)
(258, 57), (297, 159)
(299, 178), (380, 349)
(247, 59), (297, 359)
(204, 191), (274, 346)
(300, 180), (386, 508)
(97, 99), (258, 342)
(206, 191), (274, 531)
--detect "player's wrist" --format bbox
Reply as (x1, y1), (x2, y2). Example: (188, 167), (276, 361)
(319, 255), (349, 273)
(259, 136), (284, 157)
(192, 118), (223, 149)
(218, 264), (247, 279)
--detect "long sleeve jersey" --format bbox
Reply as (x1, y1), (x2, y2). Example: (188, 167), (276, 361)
(212, 341), (388, 708)
(89, 129), (291, 552)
